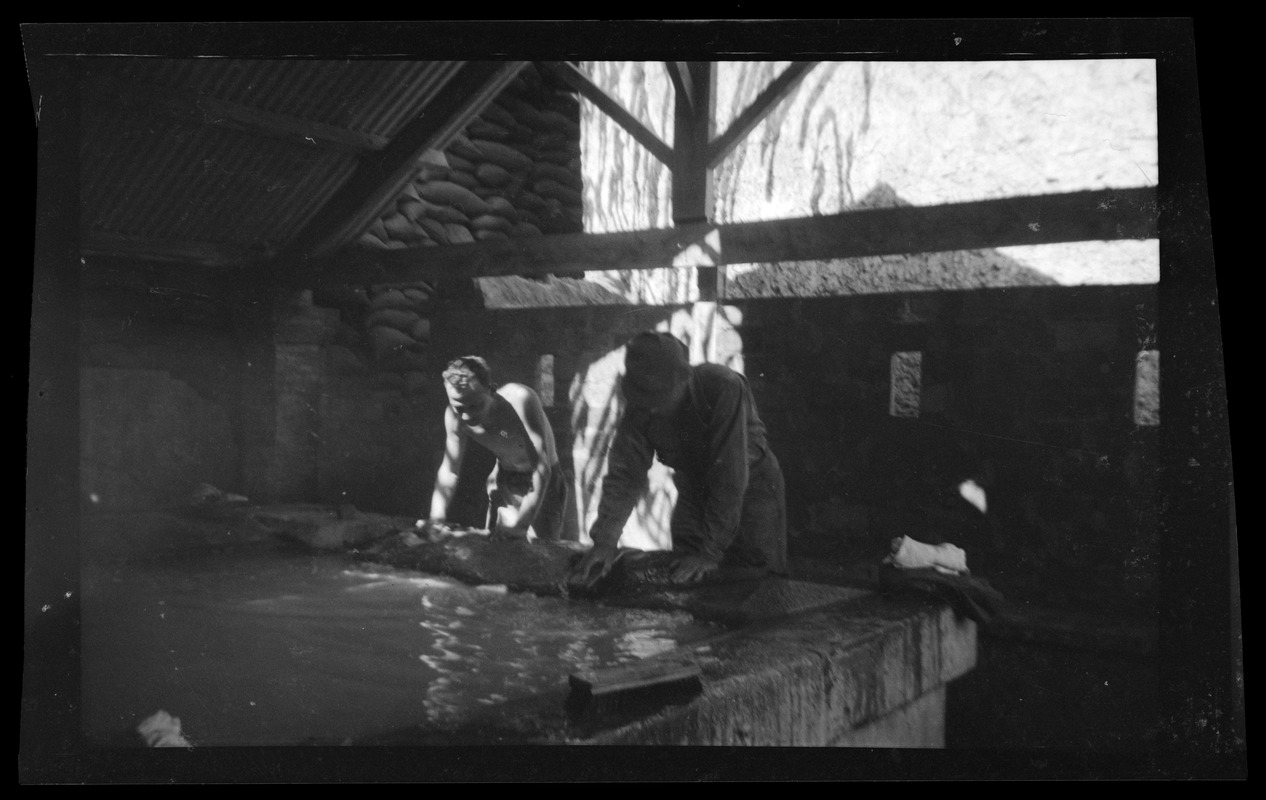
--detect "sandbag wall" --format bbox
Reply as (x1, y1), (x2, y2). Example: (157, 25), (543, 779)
(286, 280), (438, 514)
(319, 283), (436, 397)
(302, 66), (586, 514)
(321, 64), (587, 397)
(358, 62), (584, 251)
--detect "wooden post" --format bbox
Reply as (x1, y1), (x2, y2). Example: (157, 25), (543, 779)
(670, 62), (725, 359)
(671, 62), (715, 226)
(671, 62), (722, 305)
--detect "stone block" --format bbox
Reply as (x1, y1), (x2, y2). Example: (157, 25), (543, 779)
(80, 368), (238, 509)
(577, 596), (975, 747)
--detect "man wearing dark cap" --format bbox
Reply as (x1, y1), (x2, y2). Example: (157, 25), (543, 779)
(572, 331), (787, 585)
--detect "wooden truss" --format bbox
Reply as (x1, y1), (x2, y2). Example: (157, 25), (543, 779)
(298, 61), (1158, 293)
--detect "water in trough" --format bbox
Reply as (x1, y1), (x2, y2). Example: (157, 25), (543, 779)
(80, 547), (723, 746)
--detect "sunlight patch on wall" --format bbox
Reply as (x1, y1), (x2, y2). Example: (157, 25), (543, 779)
(996, 239), (1159, 286)
(537, 354), (554, 407)
(568, 346), (674, 551)
(890, 351), (923, 418)
(1134, 349), (1160, 426)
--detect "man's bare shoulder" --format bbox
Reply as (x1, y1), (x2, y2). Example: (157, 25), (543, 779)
(442, 403), (461, 429)
(496, 382), (540, 405)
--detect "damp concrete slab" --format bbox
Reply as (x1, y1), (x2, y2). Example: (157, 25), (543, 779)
(567, 590), (977, 746)
(361, 588), (977, 747)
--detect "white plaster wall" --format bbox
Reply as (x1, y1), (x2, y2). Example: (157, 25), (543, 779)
(581, 60), (1159, 293)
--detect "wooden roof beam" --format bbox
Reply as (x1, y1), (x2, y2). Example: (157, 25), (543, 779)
(705, 62), (818, 169)
(80, 230), (268, 269)
(538, 61), (674, 166)
(664, 62), (695, 112)
(315, 187), (1158, 287)
(669, 61), (718, 301)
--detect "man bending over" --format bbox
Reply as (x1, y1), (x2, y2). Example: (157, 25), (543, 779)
(571, 332), (787, 585)
(420, 356), (567, 542)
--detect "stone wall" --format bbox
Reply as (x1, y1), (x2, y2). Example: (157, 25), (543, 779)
(740, 287), (1161, 614)
(79, 284), (247, 509)
(80, 367), (238, 510)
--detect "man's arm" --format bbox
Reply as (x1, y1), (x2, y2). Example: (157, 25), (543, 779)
(427, 406), (466, 524)
(570, 410), (654, 587)
(586, 411), (654, 548)
(499, 385), (556, 532)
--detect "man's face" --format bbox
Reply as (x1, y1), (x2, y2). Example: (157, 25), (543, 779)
(445, 377), (492, 426)
(639, 374), (690, 415)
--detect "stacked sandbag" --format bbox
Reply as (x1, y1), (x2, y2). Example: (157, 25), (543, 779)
(362, 281), (436, 401)
(314, 285), (373, 378)
(357, 62), (584, 252)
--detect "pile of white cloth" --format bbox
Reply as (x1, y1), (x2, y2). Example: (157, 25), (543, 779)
(136, 710), (192, 747)
(884, 535), (969, 576)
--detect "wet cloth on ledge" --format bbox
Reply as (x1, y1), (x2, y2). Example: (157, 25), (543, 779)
(884, 535), (968, 575)
(137, 710), (193, 747)
(878, 565), (1004, 625)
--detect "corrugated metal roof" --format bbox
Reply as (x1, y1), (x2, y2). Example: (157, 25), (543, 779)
(78, 58), (467, 267)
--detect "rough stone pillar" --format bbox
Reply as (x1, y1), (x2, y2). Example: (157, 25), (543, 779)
(242, 289), (338, 503)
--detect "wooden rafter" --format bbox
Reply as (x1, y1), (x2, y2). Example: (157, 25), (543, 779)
(664, 62), (695, 112)
(535, 60), (815, 176)
(84, 72), (391, 154)
(537, 61), (674, 166)
(319, 187), (1158, 287)
(80, 230), (264, 269)
(275, 60), (527, 270)
(704, 62), (817, 169)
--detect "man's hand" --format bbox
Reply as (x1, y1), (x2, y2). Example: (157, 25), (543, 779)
(491, 507), (530, 541)
(415, 518), (452, 542)
(570, 543), (625, 588)
(669, 554), (720, 585)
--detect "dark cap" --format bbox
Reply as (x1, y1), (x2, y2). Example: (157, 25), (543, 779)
(622, 331), (691, 408)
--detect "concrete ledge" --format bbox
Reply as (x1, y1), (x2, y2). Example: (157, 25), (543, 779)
(833, 686), (946, 747)
(357, 590), (978, 747)
(198, 509), (978, 747)
(575, 593), (976, 746)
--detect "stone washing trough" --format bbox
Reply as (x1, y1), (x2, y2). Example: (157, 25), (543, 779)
(247, 504), (978, 747)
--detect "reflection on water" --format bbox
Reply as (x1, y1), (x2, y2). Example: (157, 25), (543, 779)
(80, 549), (721, 746)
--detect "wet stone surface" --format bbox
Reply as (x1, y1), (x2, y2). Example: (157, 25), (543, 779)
(244, 505), (872, 624)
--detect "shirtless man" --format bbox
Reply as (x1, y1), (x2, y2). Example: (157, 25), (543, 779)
(419, 356), (567, 542)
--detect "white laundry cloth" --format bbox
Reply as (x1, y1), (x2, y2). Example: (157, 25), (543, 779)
(136, 710), (193, 747)
(958, 479), (987, 514)
(884, 535), (969, 575)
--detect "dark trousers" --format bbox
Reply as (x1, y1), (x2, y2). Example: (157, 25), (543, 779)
(487, 463), (569, 542)
(670, 450), (787, 572)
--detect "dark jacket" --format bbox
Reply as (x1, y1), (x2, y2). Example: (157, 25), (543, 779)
(589, 363), (772, 555)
